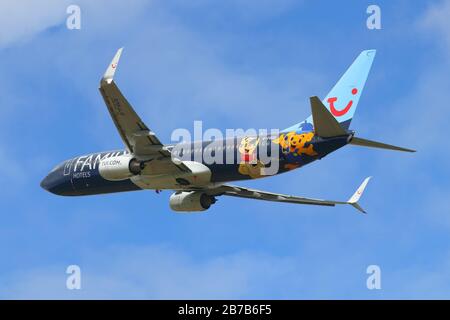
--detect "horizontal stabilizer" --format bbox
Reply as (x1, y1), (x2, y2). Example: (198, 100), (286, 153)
(350, 137), (416, 153)
(310, 96), (347, 137)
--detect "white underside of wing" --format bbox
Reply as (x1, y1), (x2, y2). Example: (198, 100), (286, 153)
(131, 161), (212, 190)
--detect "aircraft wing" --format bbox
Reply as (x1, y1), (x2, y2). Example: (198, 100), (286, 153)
(99, 48), (190, 173)
(203, 177), (372, 213)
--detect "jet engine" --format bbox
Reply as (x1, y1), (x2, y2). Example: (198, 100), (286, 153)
(98, 155), (145, 181)
(169, 191), (216, 212)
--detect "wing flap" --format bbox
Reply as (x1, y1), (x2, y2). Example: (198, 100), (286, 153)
(218, 185), (336, 206)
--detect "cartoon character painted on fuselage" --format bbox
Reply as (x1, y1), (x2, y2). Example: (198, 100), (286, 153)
(272, 131), (318, 169)
(238, 136), (266, 179)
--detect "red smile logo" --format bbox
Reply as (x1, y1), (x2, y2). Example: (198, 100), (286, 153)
(328, 88), (358, 117)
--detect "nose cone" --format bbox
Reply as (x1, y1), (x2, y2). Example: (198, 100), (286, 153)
(40, 164), (75, 196)
(40, 175), (51, 191)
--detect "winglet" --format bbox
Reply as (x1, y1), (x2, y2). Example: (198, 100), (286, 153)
(347, 176), (371, 214)
(101, 47), (123, 85)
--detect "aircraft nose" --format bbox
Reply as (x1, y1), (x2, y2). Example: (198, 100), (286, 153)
(40, 165), (76, 196)
(40, 175), (50, 191)
(40, 172), (63, 195)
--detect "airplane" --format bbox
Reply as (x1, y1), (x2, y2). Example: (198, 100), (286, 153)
(40, 48), (414, 213)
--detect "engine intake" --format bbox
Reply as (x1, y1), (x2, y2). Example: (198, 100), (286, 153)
(129, 158), (145, 175)
(169, 191), (216, 212)
(99, 155), (144, 181)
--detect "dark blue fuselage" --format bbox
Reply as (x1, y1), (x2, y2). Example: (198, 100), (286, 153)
(41, 134), (349, 196)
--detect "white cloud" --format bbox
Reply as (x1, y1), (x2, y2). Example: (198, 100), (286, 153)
(389, 252), (450, 299)
(0, 0), (71, 48)
(1, 245), (298, 299)
(0, 0), (152, 49)
(420, 0), (450, 54)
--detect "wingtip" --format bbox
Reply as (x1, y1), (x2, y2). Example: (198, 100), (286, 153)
(351, 202), (367, 214)
(347, 176), (372, 213)
(101, 47), (124, 84)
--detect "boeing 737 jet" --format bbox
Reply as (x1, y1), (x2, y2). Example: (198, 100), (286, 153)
(41, 49), (414, 213)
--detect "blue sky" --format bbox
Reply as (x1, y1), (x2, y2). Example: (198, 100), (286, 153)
(1, 0), (450, 299)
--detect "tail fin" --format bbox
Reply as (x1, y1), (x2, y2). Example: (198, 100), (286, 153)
(283, 50), (376, 132)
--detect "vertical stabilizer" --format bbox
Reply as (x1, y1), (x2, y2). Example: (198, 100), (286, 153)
(283, 50), (376, 132)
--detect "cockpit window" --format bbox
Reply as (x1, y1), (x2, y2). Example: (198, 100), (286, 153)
(49, 164), (61, 173)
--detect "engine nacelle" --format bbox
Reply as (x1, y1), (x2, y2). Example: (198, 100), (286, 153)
(98, 155), (144, 181)
(169, 191), (216, 212)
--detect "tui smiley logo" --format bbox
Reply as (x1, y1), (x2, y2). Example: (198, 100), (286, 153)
(328, 88), (358, 117)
